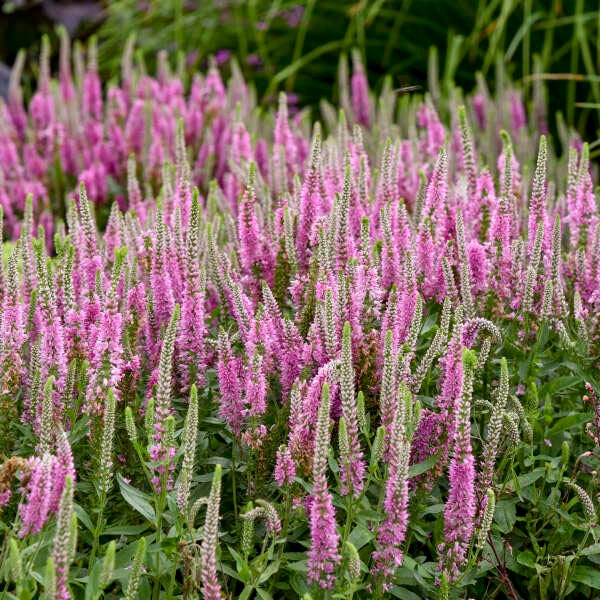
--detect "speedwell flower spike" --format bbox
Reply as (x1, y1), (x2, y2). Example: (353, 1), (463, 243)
(528, 135), (548, 255)
(371, 382), (411, 590)
(150, 304), (180, 493)
(439, 348), (477, 582)
(307, 382), (341, 589)
(338, 321), (365, 497)
(568, 483), (596, 521)
(200, 464), (224, 600)
(98, 389), (116, 497)
(51, 475), (74, 600)
(177, 384), (199, 514)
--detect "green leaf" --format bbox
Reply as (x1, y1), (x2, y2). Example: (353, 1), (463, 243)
(202, 416), (225, 426)
(117, 474), (156, 525)
(582, 543), (600, 557)
(102, 525), (149, 536)
(228, 545), (245, 571)
(328, 456), (339, 473)
(194, 472), (220, 482)
(394, 566), (418, 586)
(289, 572), (310, 596)
(390, 587), (422, 600)
(421, 311), (439, 334)
(200, 456), (232, 467)
(572, 565), (600, 589)
(30, 569), (44, 586)
(221, 563), (246, 582)
(238, 586), (255, 600)
(347, 524), (373, 549)
(547, 413), (590, 436)
(83, 559), (102, 600)
(73, 503), (94, 532)
(408, 452), (440, 478)
(423, 503), (445, 515)
(237, 564), (251, 584)
(516, 550), (536, 569)
(293, 477), (313, 495)
(517, 468), (546, 489)
(494, 499), (517, 534)
(287, 560), (308, 573)
(256, 589), (274, 600)
(357, 508), (383, 520)
(258, 560), (280, 584)
(504, 340), (525, 360)
(538, 376), (580, 398)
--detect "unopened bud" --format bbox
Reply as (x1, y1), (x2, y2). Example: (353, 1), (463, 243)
(371, 425), (386, 466)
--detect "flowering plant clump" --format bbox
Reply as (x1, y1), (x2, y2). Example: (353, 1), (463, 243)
(0, 35), (598, 599)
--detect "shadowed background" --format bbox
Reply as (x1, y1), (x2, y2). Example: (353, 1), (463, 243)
(1, 0), (600, 151)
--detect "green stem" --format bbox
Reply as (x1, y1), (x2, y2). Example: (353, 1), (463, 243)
(342, 461), (354, 545)
(20, 529), (48, 589)
(0, 516), (25, 594)
(277, 490), (293, 564)
(89, 491), (106, 566)
(232, 437), (239, 519)
(167, 562), (177, 599)
(370, 464), (390, 599)
(152, 472), (168, 600)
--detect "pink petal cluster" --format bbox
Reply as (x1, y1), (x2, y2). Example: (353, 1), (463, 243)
(19, 430), (75, 537)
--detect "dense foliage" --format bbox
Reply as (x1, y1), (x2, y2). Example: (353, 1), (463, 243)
(94, 0), (600, 141)
(4, 1), (600, 143)
(0, 36), (599, 599)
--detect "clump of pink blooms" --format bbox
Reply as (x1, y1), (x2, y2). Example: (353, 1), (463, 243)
(0, 34), (597, 593)
(12, 430), (75, 538)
